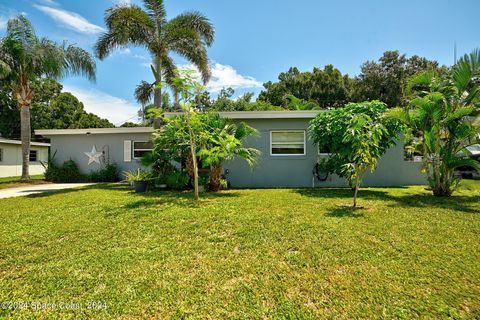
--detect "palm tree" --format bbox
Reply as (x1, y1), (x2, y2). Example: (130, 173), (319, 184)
(95, 0), (214, 109)
(389, 49), (480, 196)
(199, 114), (260, 191)
(0, 16), (96, 181)
(135, 80), (154, 123)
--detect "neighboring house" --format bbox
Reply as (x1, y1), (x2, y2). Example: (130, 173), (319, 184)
(0, 138), (50, 178)
(35, 111), (427, 187)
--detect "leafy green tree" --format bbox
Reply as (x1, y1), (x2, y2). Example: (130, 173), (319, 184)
(309, 101), (402, 187)
(341, 114), (388, 207)
(258, 65), (352, 108)
(388, 50), (480, 196)
(202, 88), (282, 112)
(198, 114), (259, 191)
(32, 92), (113, 129)
(166, 70), (206, 200)
(353, 51), (446, 107)
(0, 81), (20, 138)
(120, 122), (142, 128)
(95, 0), (214, 109)
(0, 16), (96, 180)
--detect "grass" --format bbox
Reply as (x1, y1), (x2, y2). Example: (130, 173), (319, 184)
(0, 182), (479, 319)
(0, 174), (47, 190)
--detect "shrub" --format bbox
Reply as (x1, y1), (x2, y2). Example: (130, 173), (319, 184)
(166, 171), (190, 190)
(88, 163), (118, 182)
(45, 159), (82, 183)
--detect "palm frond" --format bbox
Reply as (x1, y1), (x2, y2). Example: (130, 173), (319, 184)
(135, 81), (154, 105)
(0, 59), (12, 79)
(446, 106), (474, 122)
(6, 15), (37, 46)
(167, 11), (215, 46)
(95, 5), (154, 59)
(143, 0), (167, 26)
(160, 54), (178, 86)
(452, 57), (474, 92)
(63, 44), (96, 82)
(405, 70), (435, 97)
(167, 27), (210, 83)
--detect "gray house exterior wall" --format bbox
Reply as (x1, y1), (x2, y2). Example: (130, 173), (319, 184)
(37, 115), (427, 187)
(39, 131), (152, 175)
(223, 118), (427, 188)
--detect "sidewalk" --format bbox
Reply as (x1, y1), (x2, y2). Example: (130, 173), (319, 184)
(0, 183), (95, 199)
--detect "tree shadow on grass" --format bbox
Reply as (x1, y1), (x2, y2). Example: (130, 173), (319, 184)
(294, 188), (480, 214)
(325, 205), (366, 218)
(24, 183), (103, 198)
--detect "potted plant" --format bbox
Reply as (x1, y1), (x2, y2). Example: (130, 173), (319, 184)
(122, 169), (151, 193)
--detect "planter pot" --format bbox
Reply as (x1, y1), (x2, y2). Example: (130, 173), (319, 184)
(134, 181), (148, 193)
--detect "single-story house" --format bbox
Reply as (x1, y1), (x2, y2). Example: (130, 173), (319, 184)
(35, 111), (427, 187)
(0, 138), (50, 178)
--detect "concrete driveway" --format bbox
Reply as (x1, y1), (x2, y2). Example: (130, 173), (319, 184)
(0, 183), (95, 199)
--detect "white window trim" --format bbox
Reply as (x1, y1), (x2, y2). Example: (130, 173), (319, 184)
(132, 141), (153, 159)
(270, 130), (306, 156)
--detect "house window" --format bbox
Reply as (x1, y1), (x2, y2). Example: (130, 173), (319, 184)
(30, 150), (38, 162)
(0, 148), (3, 162)
(270, 130), (306, 156)
(133, 141), (153, 159)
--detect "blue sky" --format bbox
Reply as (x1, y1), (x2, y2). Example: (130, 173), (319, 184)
(1, 0), (479, 124)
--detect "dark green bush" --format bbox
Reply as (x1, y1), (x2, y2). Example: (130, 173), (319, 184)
(166, 170), (190, 190)
(87, 163), (118, 182)
(45, 159), (82, 183)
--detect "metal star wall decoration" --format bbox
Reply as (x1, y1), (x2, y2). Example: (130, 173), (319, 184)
(84, 145), (103, 165)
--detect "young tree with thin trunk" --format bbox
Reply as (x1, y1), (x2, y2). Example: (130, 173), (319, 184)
(341, 114), (388, 207)
(95, 0), (214, 110)
(0, 16), (96, 181)
(168, 70), (206, 200)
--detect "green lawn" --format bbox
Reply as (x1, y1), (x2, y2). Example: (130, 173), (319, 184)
(0, 182), (479, 319)
(0, 174), (46, 190)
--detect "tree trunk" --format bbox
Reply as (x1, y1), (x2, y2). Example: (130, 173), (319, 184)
(185, 110), (199, 200)
(186, 153), (195, 179)
(190, 141), (199, 201)
(353, 181), (359, 208)
(20, 103), (31, 181)
(210, 164), (222, 192)
(153, 57), (162, 109)
(174, 91), (180, 111)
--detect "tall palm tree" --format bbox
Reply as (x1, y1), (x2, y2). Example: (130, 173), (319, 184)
(0, 16), (96, 181)
(389, 49), (480, 196)
(95, 0), (214, 109)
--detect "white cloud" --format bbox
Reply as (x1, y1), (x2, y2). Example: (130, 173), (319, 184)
(134, 54), (149, 60)
(34, 5), (104, 34)
(116, 48), (131, 55)
(181, 63), (262, 93)
(63, 85), (139, 125)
